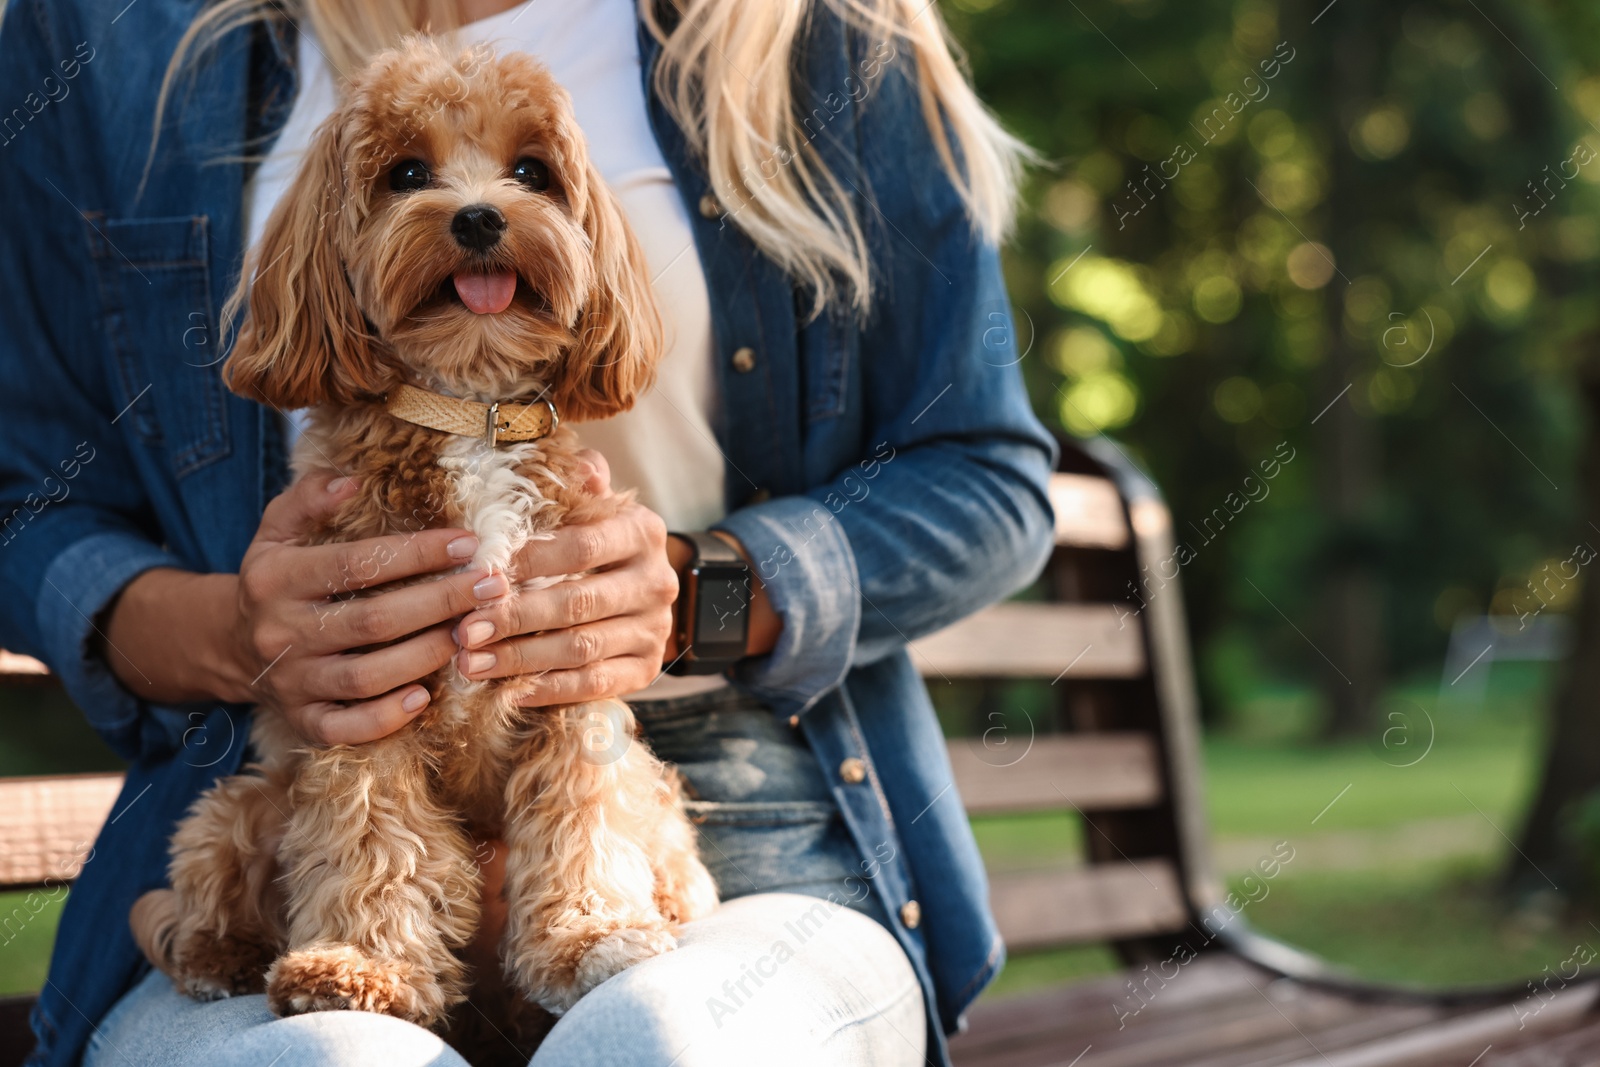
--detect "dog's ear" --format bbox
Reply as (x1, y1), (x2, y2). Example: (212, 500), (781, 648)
(223, 112), (387, 410)
(551, 157), (663, 423)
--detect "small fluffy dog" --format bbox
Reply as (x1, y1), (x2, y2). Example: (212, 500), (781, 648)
(162, 38), (717, 1028)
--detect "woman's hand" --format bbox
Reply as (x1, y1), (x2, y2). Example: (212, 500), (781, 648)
(105, 472), (506, 747)
(452, 452), (680, 704)
(228, 472), (506, 744)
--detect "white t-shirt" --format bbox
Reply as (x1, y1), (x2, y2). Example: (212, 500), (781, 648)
(248, 0), (728, 698)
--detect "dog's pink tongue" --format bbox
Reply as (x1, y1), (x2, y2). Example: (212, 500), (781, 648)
(453, 271), (517, 315)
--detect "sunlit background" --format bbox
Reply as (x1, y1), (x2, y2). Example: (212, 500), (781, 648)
(942, 0), (1600, 994)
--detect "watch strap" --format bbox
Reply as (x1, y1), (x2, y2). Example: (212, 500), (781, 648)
(673, 531), (742, 567)
(667, 531), (751, 676)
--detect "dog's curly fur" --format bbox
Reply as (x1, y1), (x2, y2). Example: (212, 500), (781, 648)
(164, 38), (718, 1029)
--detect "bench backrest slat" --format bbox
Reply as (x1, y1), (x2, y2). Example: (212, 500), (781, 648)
(988, 858), (1187, 950)
(908, 602), (1144, 679)
(948, 733), (1162, 814)
(0, 651), (50, 680)
(1049, 472), (1131, 550)
(0, 774), (122, 890)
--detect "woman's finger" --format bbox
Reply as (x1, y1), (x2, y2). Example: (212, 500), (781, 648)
(575, 448), (611, 496)
(512, 656), (661, 707)
(308, 623), (459, 702)
(282, 528), (481, 600)
(315, 566), (501, 650)
(513, 506), (663, 580)
(294, 684), (433, 746)
(255, 472), (360, 544)
(458, 616), (662, 680)
(459, 562), (674, 648)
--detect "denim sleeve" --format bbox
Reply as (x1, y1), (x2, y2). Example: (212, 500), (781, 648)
(0, 0), (190, 760)
(714, 55), (1057, 714)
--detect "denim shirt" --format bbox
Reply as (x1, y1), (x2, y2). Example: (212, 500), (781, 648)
(0, 2), (1057, 1064)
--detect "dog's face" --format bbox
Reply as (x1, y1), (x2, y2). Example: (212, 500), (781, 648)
(224, 39), (661, 422)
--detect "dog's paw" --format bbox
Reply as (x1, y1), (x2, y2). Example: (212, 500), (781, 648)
(267, 943), (446, 1026)
(171, 930), (276, 1000)
(656, 856), (719, 926)
(178, 976), (239, 1002)
(534, 925), (677, 1015)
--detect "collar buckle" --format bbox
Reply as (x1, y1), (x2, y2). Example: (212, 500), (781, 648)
(485, 401), (501, 447)
(484, 397), (559, 448)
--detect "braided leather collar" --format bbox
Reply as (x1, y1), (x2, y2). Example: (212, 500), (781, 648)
(384, 384), (560, 447)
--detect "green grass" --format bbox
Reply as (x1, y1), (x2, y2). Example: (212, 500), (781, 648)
(1203, 679), (1539, 836)
(1202, 733), (1533, 835)
(971, 809), (1086, 872)
(1238, 856), (1593, 988)
(0, 889), (67, 995)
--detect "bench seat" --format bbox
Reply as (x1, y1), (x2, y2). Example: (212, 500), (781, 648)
(952, 954), (1600, 1067)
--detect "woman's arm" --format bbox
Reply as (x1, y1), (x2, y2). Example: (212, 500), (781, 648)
(0, 0), (192, 760)
(100, 473), (514, 746)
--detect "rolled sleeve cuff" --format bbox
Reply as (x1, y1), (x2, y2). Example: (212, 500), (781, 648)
(713, 495), (861, 718)
(36, 530), (187, 752)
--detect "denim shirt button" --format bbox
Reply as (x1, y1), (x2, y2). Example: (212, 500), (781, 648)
(748, 487), (772, 504)
(698, 192), (722, 219)
(839, 757), (867, 784)
(900, 900), (922, 929)
(788, 714), (800, 728)
(731, 346), (757, 373)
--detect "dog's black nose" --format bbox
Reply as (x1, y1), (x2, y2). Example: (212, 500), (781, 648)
(451, 205), (506, 251)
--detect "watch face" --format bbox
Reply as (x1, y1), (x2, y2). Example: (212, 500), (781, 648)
(695, 569), (751, 644)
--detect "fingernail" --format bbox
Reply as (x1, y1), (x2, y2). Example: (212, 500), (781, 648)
(447, 535), (479, 560)
(451, 623), (461, 646)
(466, 651), (496, 675)
(465, 620), (496, 646)
(474, 574), (509, 600)
(402, 688), (429, 713)
(328, 476), (357, 495)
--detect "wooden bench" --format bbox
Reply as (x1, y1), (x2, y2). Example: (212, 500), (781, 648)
(1, 439), (1596, 1065)
(920, 440), (1600, 1065)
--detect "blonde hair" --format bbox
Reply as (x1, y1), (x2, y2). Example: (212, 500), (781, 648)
(162, 0), (1028, 316)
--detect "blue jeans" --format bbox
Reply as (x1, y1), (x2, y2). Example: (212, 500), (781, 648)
(84, 690), (925, 1066)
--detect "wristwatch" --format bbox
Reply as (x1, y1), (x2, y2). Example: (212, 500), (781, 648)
(666, 531), (752, 675)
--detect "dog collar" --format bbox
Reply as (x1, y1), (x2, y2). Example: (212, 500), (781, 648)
(384, 383), (560, 447)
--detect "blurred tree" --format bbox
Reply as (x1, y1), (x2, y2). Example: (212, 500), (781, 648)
(1505, 2), (1600, 909)
(1514, 342), (1600, 902)
(944, 0), (1589, 740)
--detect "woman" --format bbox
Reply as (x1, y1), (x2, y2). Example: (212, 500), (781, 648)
(0, 0), (1055, 1064)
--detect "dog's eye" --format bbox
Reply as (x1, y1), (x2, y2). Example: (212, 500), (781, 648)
(512, 158), (551, 193)
(389, 159), (432, 192)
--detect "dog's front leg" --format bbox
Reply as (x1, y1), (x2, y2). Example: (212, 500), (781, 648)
(266, 739), (480, 1028)
(500, 699), (677, 1015)
(167, 767), (291, 998)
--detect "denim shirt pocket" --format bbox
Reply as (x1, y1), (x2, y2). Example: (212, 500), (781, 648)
(87, 215), (231, 477)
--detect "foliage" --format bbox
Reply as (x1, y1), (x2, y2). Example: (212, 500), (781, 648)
(945, 0), (1599, 712)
